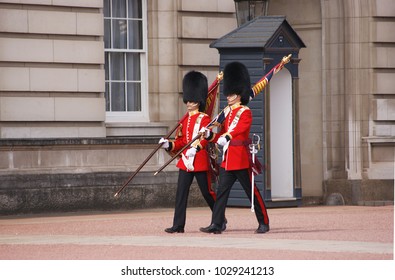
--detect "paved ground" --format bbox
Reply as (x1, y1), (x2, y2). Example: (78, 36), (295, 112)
(0, 205), (393, 260)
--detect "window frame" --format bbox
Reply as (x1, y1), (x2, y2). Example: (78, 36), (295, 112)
(104, 0), (149, 123)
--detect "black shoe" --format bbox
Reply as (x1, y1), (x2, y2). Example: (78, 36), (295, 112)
(221, 218), (228, 231)
(255, 223), (270, 234)
(164, 226), (184, 233)
(200, 224), (222, 234)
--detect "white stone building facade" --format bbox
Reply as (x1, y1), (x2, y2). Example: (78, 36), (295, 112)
(0, 0), (393, 213)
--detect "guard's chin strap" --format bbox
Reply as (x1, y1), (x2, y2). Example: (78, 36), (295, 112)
(227, 94), (238, 103)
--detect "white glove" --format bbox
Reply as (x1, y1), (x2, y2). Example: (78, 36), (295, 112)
(185, 147), (197, 157)
(158, 137), (169, 149)
(199, 127), (211, 138)
(216, 136), (228, 146)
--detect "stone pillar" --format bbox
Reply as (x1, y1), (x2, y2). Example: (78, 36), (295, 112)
(322, 0), (394, 204)
(343, 0), (370, 180)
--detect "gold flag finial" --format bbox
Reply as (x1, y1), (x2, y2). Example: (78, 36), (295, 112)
(282, 54), (292, 65)
(217, 71), (224, 81)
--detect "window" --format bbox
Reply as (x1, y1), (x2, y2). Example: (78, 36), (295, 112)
(104, 0), (148, 122)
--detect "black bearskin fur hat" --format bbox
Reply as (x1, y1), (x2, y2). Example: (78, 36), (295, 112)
(223, 61), (251, 105)
(182, 71), (208, 112)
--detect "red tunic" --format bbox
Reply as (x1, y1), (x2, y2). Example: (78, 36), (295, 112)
(170, 111), (210, 172)
(214, 103), (252, 171)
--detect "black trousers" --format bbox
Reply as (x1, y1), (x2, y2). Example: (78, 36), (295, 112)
(211, 167), (269, 227)
(172, 169), (216, 228)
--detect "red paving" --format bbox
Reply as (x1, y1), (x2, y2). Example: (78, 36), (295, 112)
(0, 205), (394, 280)
(0, 205), (393, 260)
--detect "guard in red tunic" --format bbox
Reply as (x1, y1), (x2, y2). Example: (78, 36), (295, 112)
(159, 71), (218, 233)
(200, 61), (270, 234)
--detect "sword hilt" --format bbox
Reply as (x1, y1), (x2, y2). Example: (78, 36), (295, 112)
(249, 134), (260, 154)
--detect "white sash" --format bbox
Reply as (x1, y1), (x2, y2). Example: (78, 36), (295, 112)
(222, 107), (247, 160)
(182, 113), (204, 171)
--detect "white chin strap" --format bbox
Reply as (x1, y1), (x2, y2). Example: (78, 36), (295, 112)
(189, 103), (199, 109)
(228, 95), (238, 102)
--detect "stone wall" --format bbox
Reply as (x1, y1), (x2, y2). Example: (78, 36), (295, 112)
(0, 137), (208, 215)
(324, 179), (394, 206)
(0, 170), (210, 215)
(0, 0), (106, 138)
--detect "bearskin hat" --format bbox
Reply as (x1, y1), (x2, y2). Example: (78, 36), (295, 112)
(182, 71), (208, 112)
(223, 61), (251, 105)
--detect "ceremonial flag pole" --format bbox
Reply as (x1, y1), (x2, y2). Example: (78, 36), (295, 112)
(205, 72), (223, 117)
(113, 113), (188, 197)
(250, 54), (292, 99)
(154, 54), (292, 175)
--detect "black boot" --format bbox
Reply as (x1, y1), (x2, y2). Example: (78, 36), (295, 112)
(255, 223), (270, 234)
(199, 224), (222, 234)
(221, 218), (228, 231)
(164, 226), (184, 233)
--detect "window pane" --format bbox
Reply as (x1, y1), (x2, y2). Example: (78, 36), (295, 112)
(112, 19), (127, 49)
(127, 82), (141, 111)
(126, 53), (140, 80)
(104, 53), (109, 80)
(110, 52), (125, 81)
(111, 82), (126, 111)
(128, 20), (142, 49)
(104, 19), (111, 48)
(104, 52), (110, 81)
(128, 0), (142, 18)
(104, 0), (145, 114)
(105, 82), (110, 111)
(104, 0), (110, 17)
(112, 0), (126, 18)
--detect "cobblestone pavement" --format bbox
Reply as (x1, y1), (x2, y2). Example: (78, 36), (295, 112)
(0, 205), (393, 260)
